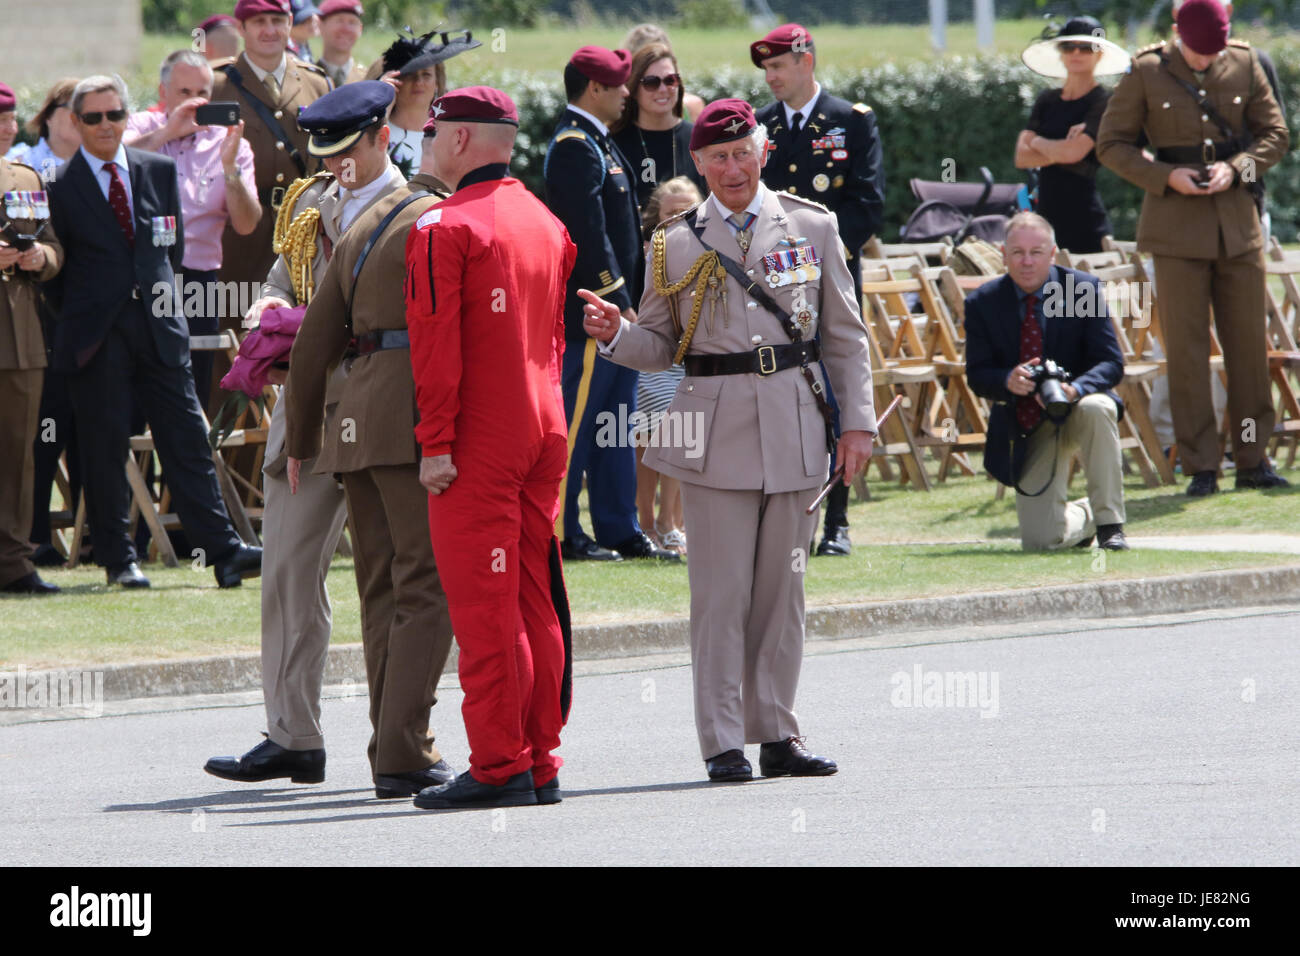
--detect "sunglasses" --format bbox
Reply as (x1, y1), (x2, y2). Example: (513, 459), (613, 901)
(1058, 42), (1099, 53)
(639, 74), (681, 91)
(79, 109), (128, 125)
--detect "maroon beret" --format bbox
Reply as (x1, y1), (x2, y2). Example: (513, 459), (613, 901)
(689, 98), (757, 152)
(233, 0), (291, 20)
(750, 23), (814, 68)
(319, 0), (362, 18)
(424, 86), (519, 134)
(1176, 0), (1230, 55)
(568, 46), (632, 87)
(198, 14), (238, 32)
(0, 82), (15, 114)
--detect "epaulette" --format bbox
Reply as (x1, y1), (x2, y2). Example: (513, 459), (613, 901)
(554, 129), (588, 144)
(210, 56), (238, 70)
(1136, 42), (1164, 58)
(5, 160), (43, 186)
(653, 201), (700, 235)
(295, 60), (329, 76)
(852, 102), (872, 115)
(778, 191), (830, 214)
(1228, 38), (1251, 49)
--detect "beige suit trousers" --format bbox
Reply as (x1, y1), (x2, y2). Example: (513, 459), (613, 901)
(260, 399), (348, 751)
(1016, 393), (1126, 550)
(680, 480), (819, 758)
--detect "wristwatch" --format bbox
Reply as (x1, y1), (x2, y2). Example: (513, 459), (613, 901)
(224, 169), (242, 184)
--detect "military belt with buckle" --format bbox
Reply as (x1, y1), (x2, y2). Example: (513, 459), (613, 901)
(1156, 142), (1237, 166)
(262, 186), (287, 210)
(684, 340), (821, 377)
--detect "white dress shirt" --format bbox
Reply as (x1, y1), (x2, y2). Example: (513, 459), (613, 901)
(782, 82), (822, 130)
(79, 143), (133, 213)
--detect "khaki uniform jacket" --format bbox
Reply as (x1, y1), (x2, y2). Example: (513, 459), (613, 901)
(607, 186), (876, 493)
(1096, 39), (1289, 260)
(262, 162), (407, 474)
(211, 52), (331, 291)
(284, 173), (448, 473)
(0, 159), (63, 370)
(318, 57), (369, 89)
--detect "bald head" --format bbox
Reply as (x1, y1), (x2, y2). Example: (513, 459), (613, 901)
(430, 120), (516, 190)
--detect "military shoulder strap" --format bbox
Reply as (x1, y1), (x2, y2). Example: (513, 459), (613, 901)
(346, 191), (430, 332)
(1156, 49), (1246, 146)
(220, 64), (308, 177)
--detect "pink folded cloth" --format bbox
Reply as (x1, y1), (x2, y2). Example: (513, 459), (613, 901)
(219, 304), (307, 398)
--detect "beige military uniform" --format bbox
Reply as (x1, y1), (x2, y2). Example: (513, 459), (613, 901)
(284, 173), (453, 776)
(0, 160), (62, 587)
(210, 52), (331, 314)
(257, 162), (407, 752)
(606, 185), (875, 758)
(1096, 39), (1289, 473)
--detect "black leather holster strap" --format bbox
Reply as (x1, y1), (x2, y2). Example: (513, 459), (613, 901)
(1156, 142), (1241, 165)
(685, 340), (821, 377)
(354, 329), (410, 354)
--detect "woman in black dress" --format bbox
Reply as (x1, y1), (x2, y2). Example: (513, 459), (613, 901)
(611, 42), (706, 208)
(1016, 16), (1131, 254)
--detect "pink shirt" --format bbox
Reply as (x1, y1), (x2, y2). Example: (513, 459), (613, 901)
(127, 110), (257, 271)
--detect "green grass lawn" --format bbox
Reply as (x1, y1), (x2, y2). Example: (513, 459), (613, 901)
(4, 463), (1296, 669)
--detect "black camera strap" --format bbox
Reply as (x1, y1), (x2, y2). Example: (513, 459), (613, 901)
(1012, 424), (1062, 498)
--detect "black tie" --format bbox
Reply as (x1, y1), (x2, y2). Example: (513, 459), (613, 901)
(789, 111), (803, 137)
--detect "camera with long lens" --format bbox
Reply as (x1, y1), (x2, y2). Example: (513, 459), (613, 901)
(1026, 359), (1074, 423)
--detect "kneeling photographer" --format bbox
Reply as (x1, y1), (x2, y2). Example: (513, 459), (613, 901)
(964, 212), (1129, 551)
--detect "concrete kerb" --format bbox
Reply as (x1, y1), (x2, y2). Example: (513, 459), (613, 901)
(19, 564), (1300, 703)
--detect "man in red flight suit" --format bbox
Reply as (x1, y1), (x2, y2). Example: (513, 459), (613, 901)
(406, 87), (578, 811)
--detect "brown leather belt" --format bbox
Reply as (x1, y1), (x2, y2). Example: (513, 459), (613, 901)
(684, 340), (821, 377)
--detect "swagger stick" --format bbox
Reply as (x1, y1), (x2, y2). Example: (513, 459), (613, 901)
(804, 393), (903, 515)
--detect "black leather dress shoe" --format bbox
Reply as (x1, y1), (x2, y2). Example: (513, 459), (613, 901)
(213, 544), (262, 588)
(204, 736), (325, 783)
(2, 571), (60, 595)
(535, 775), (562, 805)
(705, 748), (753, 782)
(375, 759), (455, 799)
(561, 536), (622, 562)
(614, 532), (682, 562)
(31, 543), (65, 568)
(1186, 471), (1219, 497)
(107, 562), (150, 588)
(815, 525), (852, 556)
(1236, 460), (1290, 490)
(413, 769), (538, 809)
(759, 737), (838, 777)
(1097, 524), (1130, 551)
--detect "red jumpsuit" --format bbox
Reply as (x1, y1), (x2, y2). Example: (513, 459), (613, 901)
(406, 167), (577, 788)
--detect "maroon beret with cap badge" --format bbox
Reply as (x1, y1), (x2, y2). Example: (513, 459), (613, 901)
(1175, 0), (1230, 55)
(689, 98), (757, 152)
(318, 0), (363, 18)
(568, 46), (632, 87)
(750, 23), (814, 68)
(424, 86), (519, 134)
(233, 0), (291, 21)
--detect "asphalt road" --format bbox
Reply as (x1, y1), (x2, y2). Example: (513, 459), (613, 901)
(3, 606), (1297, 866)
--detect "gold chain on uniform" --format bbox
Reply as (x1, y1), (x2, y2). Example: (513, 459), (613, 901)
(652, 226), (725, 364)
(272, 174), (329, 304)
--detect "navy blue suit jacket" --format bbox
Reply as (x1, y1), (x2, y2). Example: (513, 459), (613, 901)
(543, 108), (643, 341)
(964, 267), (1124, 486)
(46, 147), (187, 371)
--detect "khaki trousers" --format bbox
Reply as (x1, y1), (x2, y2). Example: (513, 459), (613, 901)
(259, 401), (348, 751)
(680, 481), (818, 759)
(1152, 246), (1274, 473)
(341, 463), (455, 776)
(1016, 393), (1125, 551)
(0, 368), (42, 587)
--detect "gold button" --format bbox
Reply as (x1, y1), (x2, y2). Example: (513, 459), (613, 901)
(827, 162), (833, 168)
(276, 173), (285, 183)
(276, 141), (285, 150)
(274, 110), (284, 120)
(787, 186), (796, 193)
(1234, 95), (1242, 104)
(788, 164), (797, 172)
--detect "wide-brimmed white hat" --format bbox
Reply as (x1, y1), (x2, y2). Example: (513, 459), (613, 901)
(1022, 16), (1131, 79)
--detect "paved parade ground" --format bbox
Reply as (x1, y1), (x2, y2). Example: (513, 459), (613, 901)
(4, 604), (1296, 867)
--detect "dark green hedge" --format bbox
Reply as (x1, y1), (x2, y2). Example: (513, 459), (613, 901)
(505, 48), (1300, 242)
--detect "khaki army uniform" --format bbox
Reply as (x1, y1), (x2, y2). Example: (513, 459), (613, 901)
(0, 160), (63, 587)
(1096, 39), (1289, 473)
(605, 185), (875, 758)
(284, 173), (454, 776)
(258, 161), (407, 752)
(210, 52), (332, 316)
